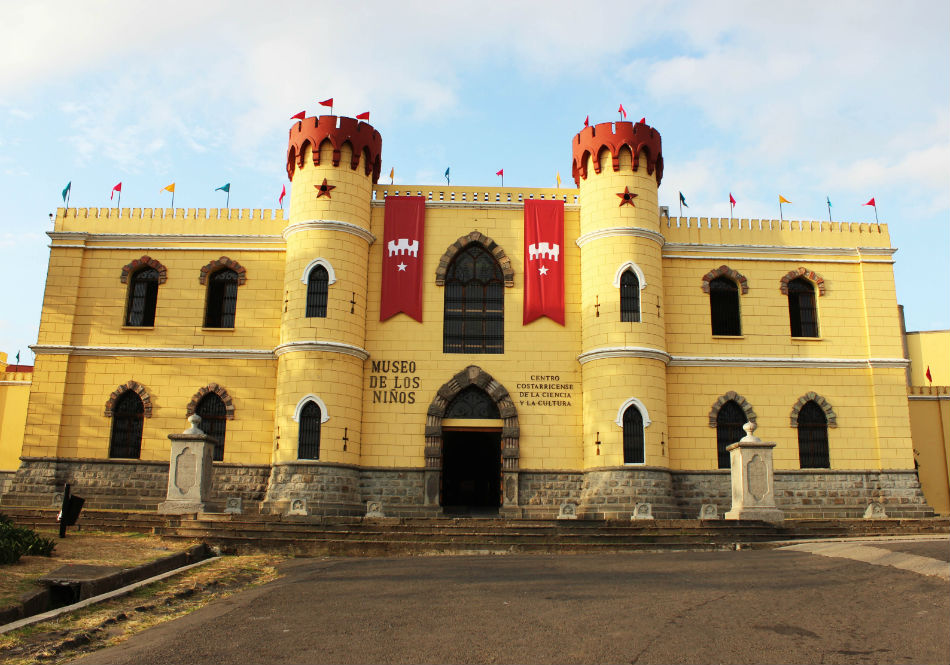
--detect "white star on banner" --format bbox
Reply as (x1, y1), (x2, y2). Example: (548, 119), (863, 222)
(397, 262), (408, 271)
(538, 265), (549, 275)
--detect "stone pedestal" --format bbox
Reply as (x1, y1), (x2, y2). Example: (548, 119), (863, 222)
(724, 423), (784, 522)
(158, 415), (217, 515)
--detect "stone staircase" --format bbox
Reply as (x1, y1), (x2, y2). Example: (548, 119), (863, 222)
(4, 508), (947, 556)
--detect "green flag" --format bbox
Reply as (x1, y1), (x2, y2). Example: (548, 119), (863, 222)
(216, 183), (231, 193)
(62, 181), (71, 202)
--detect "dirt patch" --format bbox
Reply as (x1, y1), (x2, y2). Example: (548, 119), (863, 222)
(0, 530), (199, 609)
(0, 553), (285, 665)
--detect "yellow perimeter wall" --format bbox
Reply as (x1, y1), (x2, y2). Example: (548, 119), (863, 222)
(17, 193), (917, 475)
(0, 352), (31, 471)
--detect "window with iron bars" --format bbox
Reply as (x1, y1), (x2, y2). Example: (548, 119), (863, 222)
(306, 265), (329, 318)
(797, 400), (830, 468)
(126, 267), (159, 327)
(620, 269), (641, 322)
(709, 276), (741, 335)
(109, 391), (144, 459)
(622, 405), (645, 464)
(298, 401), (322, 460)
(196, 393), (228, 462)
(787, 277), (818, 337)
(204, 268), (239, 328)
(716, 400), (746, 469)
(443, 245), (504, 354)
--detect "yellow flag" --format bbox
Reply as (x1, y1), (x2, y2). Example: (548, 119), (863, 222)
(389, 167), (394, 181)
(556, 171), (561, 189)
(162, 183), (175, 193)
(779, 195), (791, 204)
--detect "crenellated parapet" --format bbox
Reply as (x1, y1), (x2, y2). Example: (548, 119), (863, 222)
(572, 120), (663, 186)
(286, 115), (382, 183)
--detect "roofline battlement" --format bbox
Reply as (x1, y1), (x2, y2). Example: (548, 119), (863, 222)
(286, 114), (382, 183)
(662, 216), (892, 249)
(373, 185), (579, 206)
(53, 207), (288, 235)
(572, 120), (664, 186)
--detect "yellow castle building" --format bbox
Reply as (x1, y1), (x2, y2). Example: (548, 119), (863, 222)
(0, 115), (936, 518)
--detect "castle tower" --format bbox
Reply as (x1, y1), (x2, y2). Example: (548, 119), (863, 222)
(265, 115), (382, 513)
(572, 121), (671, 515)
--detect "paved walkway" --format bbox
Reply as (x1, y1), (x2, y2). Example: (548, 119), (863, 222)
(74, 537), (949, 665)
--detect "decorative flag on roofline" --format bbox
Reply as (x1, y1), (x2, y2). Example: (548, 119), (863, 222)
(216, 182), (230, 208)
(639, 117), (646, 124)
(729, 192), (736, 221)
(618, 104), (627, 120)
(380, 196), (425, 322)
(826, 196), (833, 222)
(111, 182), (122, 208)
(318, 98), (333, 114)
(356, 111), (370, 120)
(556, 171), (561, 189)
(290, 110), (305, 120)
(926, 366), (933, 384)
(678, 191), (687, 218)
(524, 199), (565, 326)
(62, 181), (71, 206)
(444, 167), (450, 185)
(778, 195), (791, 222)
(584, 115), (589, 127)
(389, 167), (394, 185)
(863, 197), (879, 223)
(161, 183), (175, 208)
(496, 168), (504, 187)
(279, 184), (286, 208)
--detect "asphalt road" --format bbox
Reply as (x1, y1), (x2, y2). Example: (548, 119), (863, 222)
(74, 538), (949, 665)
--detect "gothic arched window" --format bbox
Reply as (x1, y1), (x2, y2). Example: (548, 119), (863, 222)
(788, 277), (818, 337)
(125, 267), (159, 327)
(709, 276), (741, 336)
(443, 245), (504, 354)
(298, 401), (322, 460)
(797, 400), (830, 468)
(196, 392), (227, 461)
(306, 265), (329, 318)
(204, 268), (239, 328)
(620, 269), (641, 322)
(622, 404), (645, 464)
(716, 400), (746, 469)
(445, 386), (500, 419)
(109, 391), (144, 459)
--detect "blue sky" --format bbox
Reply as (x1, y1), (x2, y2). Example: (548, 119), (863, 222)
(1, 0), (947, 362)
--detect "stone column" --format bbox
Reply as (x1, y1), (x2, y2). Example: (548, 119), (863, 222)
(724, 422), (784, 522)
(158, 415), (217, 515)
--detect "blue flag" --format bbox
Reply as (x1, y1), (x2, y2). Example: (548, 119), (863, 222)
(826, 196), (832, 208)
(216, 183), (231, 193)
(62, 181), (71, 202)
(679, 191), (688, 207)
(444, 167), (450, 185)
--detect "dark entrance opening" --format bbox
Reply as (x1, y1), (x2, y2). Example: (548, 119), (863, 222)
(441, 429), (501, 515)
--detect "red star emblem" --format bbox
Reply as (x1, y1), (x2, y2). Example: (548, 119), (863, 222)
(315, 178), (335, 199)
(617, 186), (637, 207)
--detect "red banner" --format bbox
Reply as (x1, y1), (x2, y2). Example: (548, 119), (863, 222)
(380, 196), (425, 322)
(523, 199), (565, 325)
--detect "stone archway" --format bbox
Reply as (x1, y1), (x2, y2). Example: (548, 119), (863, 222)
(423, 366), (520, 509)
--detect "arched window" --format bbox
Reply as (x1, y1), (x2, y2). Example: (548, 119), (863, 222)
(125, 267), (159, 327)
(443, 245), (504, 354)
(622, 405), (645, 464)
(195, 393), (227, 461)
(709, 276), (741, 336)
(797, 400), (829, 468)
(204, 268), (239, 328)
(620, 269), (641, 322)
(788, 277), (818, 337)
(445, 386), (500, 419)
(109, 391), (144, 459)
(298, 401), (322, 460)
(716, 400), (746, 469)
(306, 265), (329, 318)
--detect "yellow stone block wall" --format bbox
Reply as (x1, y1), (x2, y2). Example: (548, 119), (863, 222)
(906, 330), (950, 385)
(27, 355), (275, 463)
(908, 387), (950, 515)
(362, 193), (584, 471)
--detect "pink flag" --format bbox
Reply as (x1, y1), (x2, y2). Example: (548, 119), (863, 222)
(618, 104), (627, 119)
(111, 182), (122, 200)
(496, 168), (504, 176)
(729, 193), (736, 206)
(864, 197), (876, 207)
(279, 184), (286, 206)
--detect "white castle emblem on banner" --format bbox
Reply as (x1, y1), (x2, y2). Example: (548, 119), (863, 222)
(528, 242), (560, 261)
(387, 238), (419, 257)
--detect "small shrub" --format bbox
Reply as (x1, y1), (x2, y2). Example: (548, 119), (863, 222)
(0, 512), (56, 564)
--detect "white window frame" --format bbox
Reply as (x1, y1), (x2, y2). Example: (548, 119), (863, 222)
(301, 258), (337, 285)
(293, 394), (330, 423)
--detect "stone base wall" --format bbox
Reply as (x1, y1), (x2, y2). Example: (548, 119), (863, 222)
(0, 458), (934, 519)
(260, 463), (363, 516)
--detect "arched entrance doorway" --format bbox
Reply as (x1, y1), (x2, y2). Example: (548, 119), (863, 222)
(424, 366), (520, 515)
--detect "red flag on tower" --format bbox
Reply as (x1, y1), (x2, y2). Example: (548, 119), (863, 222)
(319, 98), (333, 108)
(356, 111), (370, 120)
(523, 199), (565, 325)
(279, 184), (286, 207)
(290, 110), (305, 120)
(584, 115), (589, 127)
(729, 193), (736, 206)
(380, 196), (426, 322)
(618, 104), (627, 119)
(639, 117), (646, 124)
